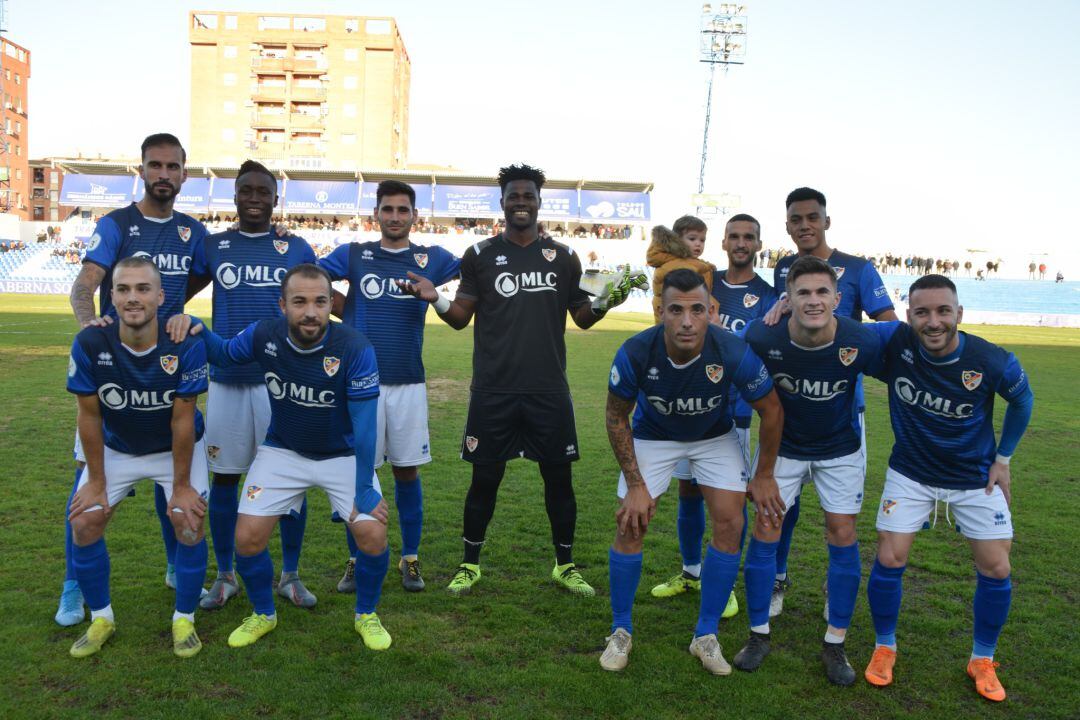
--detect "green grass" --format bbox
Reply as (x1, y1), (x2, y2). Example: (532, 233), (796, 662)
(1, 293), (1077, 719)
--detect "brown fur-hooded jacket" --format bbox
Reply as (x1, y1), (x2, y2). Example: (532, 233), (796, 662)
(646, 225), (716, 323)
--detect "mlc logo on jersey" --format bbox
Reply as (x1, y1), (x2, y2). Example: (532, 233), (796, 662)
(97, 383), (175, 411)
(894, 376), (974, 418)
(414, 253), (428, 268)
(495, 271), (557, 298)
(647, 394), (727, 416)
(216, 262), (287, 290)
(774, 374), (847, 401)
(160, 355), (178, 375)
(962, 370), (983, 391)
(743, 293), (759, 308)
(839, 347), (858, 366)
(265, 372), (335, 408)
(323, 356), (340, 377)
(274, 240), (289, 255)
(706, 364), (724, 384)
(132, 250), (191, 276)
(360, 273), (411, 300)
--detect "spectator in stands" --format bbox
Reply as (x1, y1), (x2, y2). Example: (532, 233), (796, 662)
(1039, 263), (1047, 280)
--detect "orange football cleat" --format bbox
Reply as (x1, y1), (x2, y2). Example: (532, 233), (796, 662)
(967, 657), (1006, 702)
(864, 646), (896, 687)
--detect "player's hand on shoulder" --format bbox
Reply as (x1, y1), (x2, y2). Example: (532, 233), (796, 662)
(69, 481), (110, 521)
(165, 314), (194, 343)
(395, 272), (438, 302)
(987, 462), (1011, 505)
(168, 484), (207, 535)
(762, 295), (789, 326)
(81, 315), (114, 329)
(273, 222), (292, 238)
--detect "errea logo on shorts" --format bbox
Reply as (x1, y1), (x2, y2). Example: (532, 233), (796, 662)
(265, 372), (335, 408)
(97, 383), (174, 411)
(894, 377), (973, 419)
(494, 271), (557, 298)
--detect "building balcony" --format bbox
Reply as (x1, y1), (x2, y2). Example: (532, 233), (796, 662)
(252, 57), (328, 73)
(289, 113), (325, 129)
(251, 113), (287, 128)
(290, 85), (327, 100)
(252, 85), (287, 101)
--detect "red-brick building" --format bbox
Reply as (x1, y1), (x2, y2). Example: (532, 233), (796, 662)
(0, 37), (30, 219)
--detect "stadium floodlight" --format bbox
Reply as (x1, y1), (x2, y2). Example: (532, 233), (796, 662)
(696, 3), (748, 214)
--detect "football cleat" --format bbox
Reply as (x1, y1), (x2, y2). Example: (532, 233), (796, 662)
(552, 563), (595, 596)
(227, 613), (277, 648)
(164, 563), (177, 590)
(967, 658), (1006, 702)
(769, 576), (791, 618)
(650, 571), (701, 598)
(600, 628), (632, 671)
(689, 634), (732, 676)
(355, 613), (392, 651)
(821, 641), (857, 686)
(172, 617), (202, 658)
(199, 573), (240, 611)
(337, 558), (356, 593)
(733, 632), (771, 672)
(70, 617), (115, 658)
(721, 590), (740, 619)
(399, 557), (425, 592)
(277, 573), (317, 608)
(447, 563), (481, 595)
(865, 646), (897, 687)
(55, 580), (86, 627)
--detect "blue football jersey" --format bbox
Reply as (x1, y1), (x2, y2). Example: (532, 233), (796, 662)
(609, 325), (773, 442)
(212, 318), (379, 460)
(82, 203), (208, 319)
(774, 249), (893, 413)
(869, 322), (1031, 490)
(191, 230), (317, 384)
(320, 241), (460, 385)
(712, 270), (780, 426)
(743, 316), (882, 460)
(67, 320), (207, 456)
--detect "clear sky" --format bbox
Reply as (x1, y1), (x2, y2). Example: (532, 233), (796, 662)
(8, 0), (1079, 267)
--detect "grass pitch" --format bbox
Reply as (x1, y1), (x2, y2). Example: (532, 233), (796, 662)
(1, 293), (1077, 719)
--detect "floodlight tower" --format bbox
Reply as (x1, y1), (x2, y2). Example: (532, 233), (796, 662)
(697, 4), (747, 211)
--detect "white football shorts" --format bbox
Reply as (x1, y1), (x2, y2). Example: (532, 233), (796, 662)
(375, 383), (431, 469)
(769, 446), (866, 515)
(75, 439), (210, 511)
(672, 426), (753, 481)
(205, 381), (271, 473)
(875, 467), (1013, 540)
(241, 444), (382, 524)
(617, 432), (748, 499)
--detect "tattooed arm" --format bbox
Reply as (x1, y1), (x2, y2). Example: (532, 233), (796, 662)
(606, 391), (654, 539)
(70, 263), (108, 328)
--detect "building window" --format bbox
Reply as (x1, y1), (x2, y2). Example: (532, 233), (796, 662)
(193, 13), (218, 30)
(366, 19), (392, 34)
(344, 48), (359, 62)
(294, 17), (326, 32)
(223, 101), (236, 114)
(15, 121), (21, 134)
(344, 75), (358, 90)
(4, 44), (16, 58)
(343, 103), (357, 118)
(14, 74), (20, 85)
(222, 128), (236, 142)
(33, 187), (44, 199)
(345, 19), (359, 33)
(223, 72), (237, 86)
(341, 133), (356, 145)
(258, 16), (290, 31)
(33, 168), (44, 183)
(225, 15), (238, 29)
(15, 168), (21, 180)
(34, 206), (44, 220)
(14, 145), (20, 156)
(223, 45), (238, 58)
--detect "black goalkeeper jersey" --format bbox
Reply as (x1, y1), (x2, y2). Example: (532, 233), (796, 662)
(456, 233), (591, 394)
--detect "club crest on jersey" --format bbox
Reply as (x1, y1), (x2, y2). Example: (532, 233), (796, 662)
(962, 370), (983, 391)
(839, 347), (858, 366)
(833, 266), (846, 279)
(414, 253), (428, 268)
(542, 248), (557, 262)
(705, 364), (724, 384)
(323, 356), (341, 377)
(246, 485), (262, 501)
(160, 355), (178, 375)
(465, 436), (479, 452)
(743, 293), (759, 308)
(207, 445), (221, 460)
(274, 239), (289, 255)
(177, 226), (191, 243)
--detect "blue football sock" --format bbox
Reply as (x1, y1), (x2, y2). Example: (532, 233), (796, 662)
(345, 524), (359, 556)
(867, 559), (905, 647)
(972, 572), (1011, 659)
(235, 549), (275, 616)
(695, 544), (741, 637)
(827, 542), (861, 630)
(775, 495), (800, 575)
(677, 493), (706, 570)
(208, 482), (239, 573)
(72, 538), (110, 612)
(154, 483), (177, 565)
(609, 548), (643, 634)
(355, 546), (390, 615)
(395, 476), (423, 558)
(279, 496), (308, 574)
(64, 469), (79, 582)
(744, 537), (778, 630)
(174, 539), (208, 614)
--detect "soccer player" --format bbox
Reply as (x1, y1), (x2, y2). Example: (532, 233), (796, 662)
(600, 269), (782, 674)
(57, 133), (209, 626)
(320, 180), (460, 593)
(651, 213), (778, 616)
(734, 255), (883, 686)
(398, 163), (643, 596)
(766, 187), (897, 618)
(65, 257), (209, 658)
(178, 160), (318, 610)
(184, 264), (391, 650)
(861, 275), (1032, 702)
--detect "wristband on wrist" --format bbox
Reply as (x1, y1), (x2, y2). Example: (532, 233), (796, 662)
(994, 453), (1011, 466)
(433, 292), (451, 314)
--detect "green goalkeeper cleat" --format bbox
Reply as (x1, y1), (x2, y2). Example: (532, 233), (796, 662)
(446, 563), (481, 595)
(355, 613), (392, 651)
(172, 617), (202, 658)
(70, 617), (114, 658)
(227, 613), (277, 648)
(552, 563), (596, 596)
(651, 571), (701, 598)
